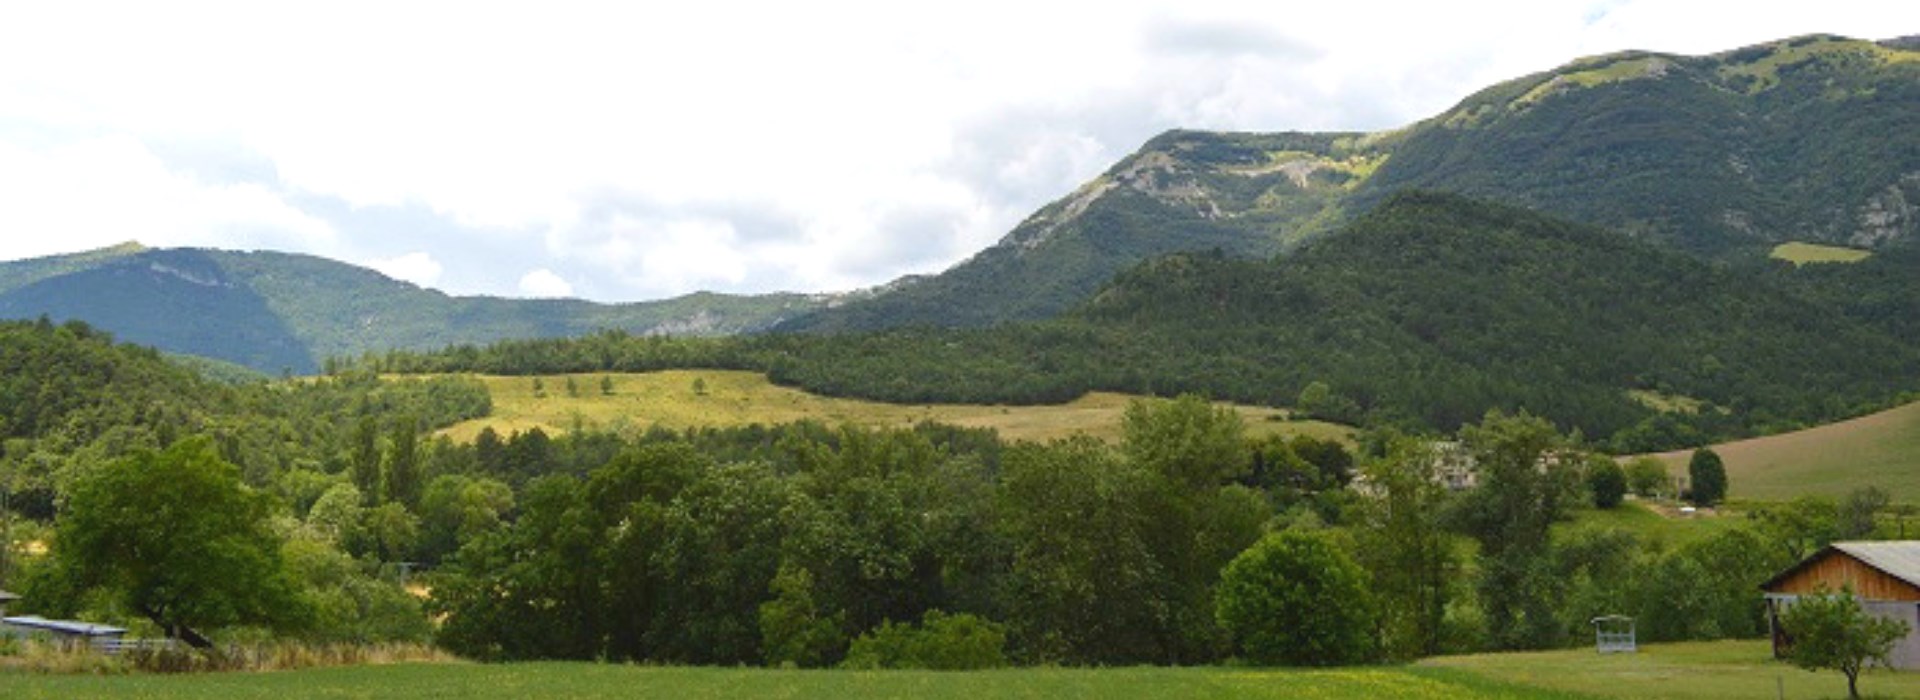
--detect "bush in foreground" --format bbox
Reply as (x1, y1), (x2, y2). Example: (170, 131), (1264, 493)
(1215, 529), (1376, 666)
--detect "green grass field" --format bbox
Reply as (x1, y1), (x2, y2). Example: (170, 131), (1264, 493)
(1429, 639), (1920, 700)
(1640, 400), (1920, 501)
(439, 370), (1353, 446)
(9, 641), (1916, 699)
(0, 663), (1579, 700)
(1769, 241), (1872, 265)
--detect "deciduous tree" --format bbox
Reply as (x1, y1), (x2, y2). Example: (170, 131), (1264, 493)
(1781, 588), (1910, 700)
(54, 437), (307, 647)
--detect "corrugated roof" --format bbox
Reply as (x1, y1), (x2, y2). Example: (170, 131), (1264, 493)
(1833, 541), (1920, 589)
(1762, 540), (1920, 592)
(1, 615), (127, 636)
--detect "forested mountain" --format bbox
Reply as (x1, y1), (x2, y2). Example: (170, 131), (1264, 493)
(0, 245), (828, 374)
(369, 193), (1920, 451)
(786, 34), (1920, 331)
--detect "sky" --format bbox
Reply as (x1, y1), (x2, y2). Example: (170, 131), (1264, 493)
(0, 1), (1915, 302)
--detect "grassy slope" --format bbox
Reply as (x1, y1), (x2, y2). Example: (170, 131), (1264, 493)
(440, 370), (1353, 445)
(0, 664), (1579, 700)
(1770, 242), (1872, 265)
(1428, 639), (1920, 700)
(1643, 401), (1920, 501)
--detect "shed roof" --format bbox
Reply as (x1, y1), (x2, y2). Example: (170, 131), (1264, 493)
(1, 615), (127, 637)
(0, 589), (19, 602)
(1761, 540), (1920, 592)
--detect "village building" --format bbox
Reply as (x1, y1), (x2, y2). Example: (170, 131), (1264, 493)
(1761, 541), (1920, 670)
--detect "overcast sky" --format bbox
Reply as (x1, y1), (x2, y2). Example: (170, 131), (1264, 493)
(0, 1), (1913, 301)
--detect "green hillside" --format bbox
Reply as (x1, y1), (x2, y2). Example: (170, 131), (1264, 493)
(787, 35), (1920, 331)
(0, 246), (828, 374)
(371, 193), (1920, 451)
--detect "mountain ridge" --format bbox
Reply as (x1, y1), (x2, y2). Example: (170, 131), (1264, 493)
(0, 244), (831, 374)
(783, 33), (1920, 332)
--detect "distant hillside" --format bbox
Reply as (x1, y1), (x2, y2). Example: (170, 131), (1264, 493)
(0, 245), (828, 374)
(787, 34), (1920, 331)
(370, 193), (1920, 451)
(782, 131), (1378, 331)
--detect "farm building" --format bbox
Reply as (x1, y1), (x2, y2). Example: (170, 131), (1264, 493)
(1, 615), (129, 652)
(1762, 541), (1920, 670)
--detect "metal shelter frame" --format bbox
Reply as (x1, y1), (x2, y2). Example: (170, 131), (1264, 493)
(1590, 615), (1636, 653)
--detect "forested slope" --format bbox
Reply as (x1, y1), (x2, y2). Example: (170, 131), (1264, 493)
(369, 193), (1920, 451)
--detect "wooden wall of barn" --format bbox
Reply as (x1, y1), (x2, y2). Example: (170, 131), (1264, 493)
(1769, 553), (1920, 601)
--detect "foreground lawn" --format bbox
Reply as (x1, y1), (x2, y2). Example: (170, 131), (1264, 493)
(1427, 639), (1919, 699)
(0, 663), (1577, 700)
(439, 369), (1352, 445)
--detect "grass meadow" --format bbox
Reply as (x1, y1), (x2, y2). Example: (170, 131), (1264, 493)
(0, 663), (1580, 700)
(1769, 242), (1872, 265)
(9, 641), (1906, 699)
(437, 370), (1354, 445)
(1428, 639), (1920, 700)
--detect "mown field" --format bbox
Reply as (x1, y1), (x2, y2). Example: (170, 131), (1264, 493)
(1428, 639), (1920, 700)
(1643, 400), (1920, 501)
(0, 662), (1577, 700)
(438, 370), (1353, 445)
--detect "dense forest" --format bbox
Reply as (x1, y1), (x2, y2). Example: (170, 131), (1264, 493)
(361, 193), (1920, 452)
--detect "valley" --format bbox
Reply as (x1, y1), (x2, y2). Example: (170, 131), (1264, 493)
(2, 29), (1918, 698)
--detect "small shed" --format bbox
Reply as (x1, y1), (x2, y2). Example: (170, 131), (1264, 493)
(1, 615), (128, 652)
(1761, 541), (1920, 670)
(0, 589), (18, 617)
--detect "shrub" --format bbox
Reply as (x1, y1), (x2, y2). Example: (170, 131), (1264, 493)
(1623, 457), (1669, 498)
(840, 610), (1007, 670)
(1215, 529), (1376, 666)
(1588, 460), (1627, 509)
(1688, 448), (1727, 506)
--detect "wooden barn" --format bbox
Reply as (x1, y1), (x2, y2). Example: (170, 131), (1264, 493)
(1762, 541), (1920, 670)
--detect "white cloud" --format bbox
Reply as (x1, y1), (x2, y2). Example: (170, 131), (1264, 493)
(0, 133), (336, 260)
(1, 1), (1916, 299)
(517, 268), (575, 298)
(365, 251), (444, 289)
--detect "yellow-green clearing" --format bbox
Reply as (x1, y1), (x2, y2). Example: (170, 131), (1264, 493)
(1428, 639), (1920, 700)
(1641, 400), (1920, 501)
(1770, 241), (1871, 265)
(440, 370), (1353, 445)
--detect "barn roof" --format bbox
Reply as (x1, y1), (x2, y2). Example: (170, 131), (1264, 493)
(1761, 541), (1920, 592)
